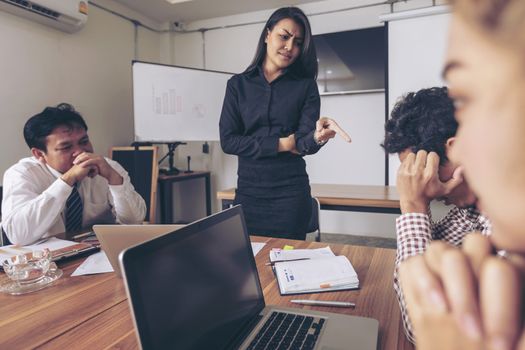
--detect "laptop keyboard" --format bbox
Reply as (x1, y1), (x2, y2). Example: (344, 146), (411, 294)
(246, 311), (325, 350)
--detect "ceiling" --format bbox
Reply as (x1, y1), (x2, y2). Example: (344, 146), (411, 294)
(111, 0), (325, 23)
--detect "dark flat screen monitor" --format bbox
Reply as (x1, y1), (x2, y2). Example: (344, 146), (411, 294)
(314, 26), (386, 94)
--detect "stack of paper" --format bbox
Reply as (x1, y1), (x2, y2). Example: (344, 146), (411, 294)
(0, 237), (98, 266)
(270, 247), (359, 295)
(269, 246), (336, 263)
(0, 238), (77, 262)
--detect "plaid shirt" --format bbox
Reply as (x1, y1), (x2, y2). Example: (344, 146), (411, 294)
(393, 207), (492, 343)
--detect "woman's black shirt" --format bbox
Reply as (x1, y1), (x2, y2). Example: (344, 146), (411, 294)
(219, 66), (322, 237)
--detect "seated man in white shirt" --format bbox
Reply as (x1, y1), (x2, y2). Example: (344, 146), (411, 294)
(381, 87), (491, 342)
(1, 103), (147, 245)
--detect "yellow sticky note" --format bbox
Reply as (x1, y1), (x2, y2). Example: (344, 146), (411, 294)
(283, 245), (294, 250)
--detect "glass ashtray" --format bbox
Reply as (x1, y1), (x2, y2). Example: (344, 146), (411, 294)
(0, 249), (63, 295)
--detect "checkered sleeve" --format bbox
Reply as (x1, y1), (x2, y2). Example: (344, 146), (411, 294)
(432, 207), (473, 246)
(433, 207), (492, 244)
(396, 213), (432, 260)
(394, 212), (433, 343)
(394, 208), (492, 344)
(477, 214), (492, 235)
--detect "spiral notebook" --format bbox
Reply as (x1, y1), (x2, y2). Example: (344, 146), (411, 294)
(272, 250), (359, 295)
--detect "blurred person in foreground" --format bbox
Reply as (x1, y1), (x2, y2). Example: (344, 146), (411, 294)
(398, 0), (525, 348)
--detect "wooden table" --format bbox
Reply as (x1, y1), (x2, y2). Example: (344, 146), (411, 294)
(158, 171), (211, 224)
(0, 238), (413, 350)
(218, 184), (401, 214)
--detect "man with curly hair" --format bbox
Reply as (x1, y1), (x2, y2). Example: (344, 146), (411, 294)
(382, 86), (491, 342)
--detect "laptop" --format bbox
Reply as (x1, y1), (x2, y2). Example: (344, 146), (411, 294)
(93, 224), (184, 277)
(119, 206), (378, 350)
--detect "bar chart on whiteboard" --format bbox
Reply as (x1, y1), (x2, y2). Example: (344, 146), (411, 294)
(133, 61), (232, 142)
(152, 87), (183, 116)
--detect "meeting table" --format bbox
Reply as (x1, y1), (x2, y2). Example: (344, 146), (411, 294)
(0, 236), (413, 349)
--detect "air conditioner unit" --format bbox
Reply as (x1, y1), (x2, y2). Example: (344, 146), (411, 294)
(0, 0), (88, 33)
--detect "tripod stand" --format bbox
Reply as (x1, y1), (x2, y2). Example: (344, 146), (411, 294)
(158, 142), (187, 175)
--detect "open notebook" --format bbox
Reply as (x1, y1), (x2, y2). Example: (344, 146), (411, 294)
(271, 247), (359, 295)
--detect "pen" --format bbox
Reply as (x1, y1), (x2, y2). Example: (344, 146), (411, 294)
(290, 299), (355, 308)
(33, 237), (51, 245)
(72, 231), (95, 240)
(265, 257), (311, 266)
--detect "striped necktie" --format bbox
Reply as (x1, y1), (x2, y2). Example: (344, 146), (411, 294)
(65, 184), (83, 232)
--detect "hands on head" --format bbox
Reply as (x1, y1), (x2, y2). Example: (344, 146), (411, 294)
(397, 150), (463, 213)
(400, 234), (525, 350)
(61, 152), (123, 186)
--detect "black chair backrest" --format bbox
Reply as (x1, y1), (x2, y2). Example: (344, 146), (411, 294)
(307, 197), (321, 242)
(0, 186), (8, 246)
(1, 227), (10, 246)
(1, 185), (10, 245)
(110, 146), (158, 223)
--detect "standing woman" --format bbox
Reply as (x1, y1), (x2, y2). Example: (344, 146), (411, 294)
(220, 7), (350, 239)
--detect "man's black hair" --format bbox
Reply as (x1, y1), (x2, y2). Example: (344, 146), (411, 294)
(382, 86), (457, 164)
(23, 103), (88, 151)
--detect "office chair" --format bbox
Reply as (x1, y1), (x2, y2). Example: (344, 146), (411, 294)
(0, 185), (6, 246)
(110, 146), (159, 223)
(306, 197), (321, 242)
(0, 227), (10, 247)
(0, 186), (11, 246)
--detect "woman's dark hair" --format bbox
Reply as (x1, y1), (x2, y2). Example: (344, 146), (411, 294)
(382, 87), (457, 164)
(245, 6), (318, 79)
(23, 103), (88, 151)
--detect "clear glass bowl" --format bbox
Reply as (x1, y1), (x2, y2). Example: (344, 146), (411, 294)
(1, 249), (63, 295)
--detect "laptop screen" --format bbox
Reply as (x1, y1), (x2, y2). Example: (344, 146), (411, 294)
(121, 206), (265, 350)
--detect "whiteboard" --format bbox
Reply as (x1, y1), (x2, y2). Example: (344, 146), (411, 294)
(382, 6), (451, 185)
(132, 61), (232, 142)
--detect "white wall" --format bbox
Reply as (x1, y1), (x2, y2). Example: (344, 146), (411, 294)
(384, 5), (452, 221)
(168, 0), (406, 237)
(0, 0), (452, 235)
(0, 0), (162, 178)
(386, 9), (450, 185)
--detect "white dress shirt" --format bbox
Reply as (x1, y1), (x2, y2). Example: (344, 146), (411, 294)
(1, 156), (147, 245)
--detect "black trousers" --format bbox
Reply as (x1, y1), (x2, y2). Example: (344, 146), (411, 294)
(234, 191), (311, 240)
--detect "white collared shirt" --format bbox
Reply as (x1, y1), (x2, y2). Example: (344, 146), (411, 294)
(1, 156), (147, 245)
